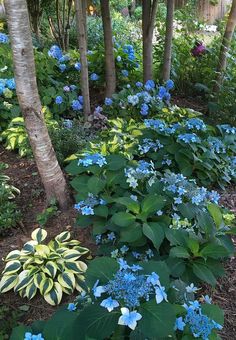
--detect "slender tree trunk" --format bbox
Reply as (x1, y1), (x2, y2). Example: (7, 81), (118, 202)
(4, 0), (71, 210)
(75, 0), (91, 119)
(101, 0), (116, 97)
(142, 0), (158, 82)
(162, 0), (174, 81)
(214, 0), (236, 93)
(128, 0), (136, 17)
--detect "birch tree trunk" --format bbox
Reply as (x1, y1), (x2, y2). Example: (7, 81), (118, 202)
(75, 0), (91, 119)
(162, 0), (174, 81)
(142, 0), (158, 82)
(214, 0), (236, 92)
(4, 0), (71, 210)
(101, 0), (116, 97)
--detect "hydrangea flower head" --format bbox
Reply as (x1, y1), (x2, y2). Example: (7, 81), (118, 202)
(74, 62), (81, 71)
(90, 73), (99, 81)
(166, 79), (174, 90)
(67, 303), (77, 311)
(71, 99), (83, 111)
(55, 95), (63, 105)
(121, 70), (129, 77)
(145, 80), (155, 91)
(48, 45), (63, 60)
(78, 153), (107, 167)
(0, 33), (9, 44)
(105, 97), (113, 106)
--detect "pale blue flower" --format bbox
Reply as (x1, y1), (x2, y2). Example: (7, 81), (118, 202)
(74, 62), (81, 71)
(58, 64), (66, 72)
(117, 56), (121, 62)
(55, 96), (63, 105)
(93, 280), (106, 297)
(155, 286), (168, 303)
(121, 70), (129, 77)
(90, 73), (99, 81)
(0, 33), (9, 44)
(118, 307), (142, 330)
(166, 79), (174, 90)
(186, 283), (200, 293)
(175, 317), (186, 331)
(67, 303), (77, 311)
(105, 97), (113, 106)
(147, 272), (160, 286)
(71, 99), (83, 111)
(120, 245), (129, 254)
(100, 297), (119, 312)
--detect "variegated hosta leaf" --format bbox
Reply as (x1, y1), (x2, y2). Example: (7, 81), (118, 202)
(31, 228), (48, 243)
(64, 240), (81, 247)
(23, 241), (38, 254)
(39, 277), (54, 295)
(25, 282), (38, 299)
(4, 250), (21, 261)
(44, 261), (58, 278)
(47, 252), (60, 260)
(64, 261), (88, 273)
(75, 274), (87, 293)
(14, 270), (34, 292)
(44, 282), (63, 306)
(34, 272), (46, 289)
(28, 267), (40, 276)
(74, 246), (89, 255)
(61, 285), (73, 295)
(57, 247), (69, 255)
(55, 231), (71, 243)
(0, 275), (18, 293)
(35, 245), (50, 257)
(22, 258), (35, 269)
(63, 249), (83, 261)
(34, 257), (45, 265)
(58, 272), (75, 290)
(2, 260), (21, 275)
(48, 239), (60, 252)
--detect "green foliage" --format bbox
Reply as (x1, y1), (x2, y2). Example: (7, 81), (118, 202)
(0, 162), (21, 235)
(0, 228), (89, 305)
(36, 199), (58, 227)
(0, 304), (25, 339)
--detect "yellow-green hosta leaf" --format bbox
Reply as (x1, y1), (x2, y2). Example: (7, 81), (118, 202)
(34, 272), (46, 288)
(39, 277), (54, 295)
(57, 247), (68, 255)
(0, 275), (18, 293)
(2, 260), (21, 275)
(23, 241), (38, 253)
(63, 249), (83, 261)
(19, 287), (27, 298)
(47, 252), (60, 260)
(61, 285), (73, 295)
(5, 250), (21, 261)
(31, 228), (48, 243)
(28, 267), (40, 276)
(55, 231), (71, 243)
(35, 245), (50, 257)
(44, 282), (63, 306)
(48, 239), (60, 252)
(14, 270), (34, 292)
(25, 282), (38, 299)
(34, 258), (44, 265)
(44, 261), (58, 278)
(75, 275), (86, 293)
(22, 258), (35, 269)
(64, 240), (81, 246)
(64, 261), (87, 273)
(58, 272), (75, 290)
(74, 246), (89, 255)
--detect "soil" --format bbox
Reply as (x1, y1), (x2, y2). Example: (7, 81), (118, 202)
(0, 139), (235, 338)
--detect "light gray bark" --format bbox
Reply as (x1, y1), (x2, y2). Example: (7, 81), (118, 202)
(101, 0), (116, 97)
(75, 0), (91, 119)
(162, 0), (174, 81)
(4, 0), (70, 210)
(142, 0), (158, 82)
(214, 0), (236, 92)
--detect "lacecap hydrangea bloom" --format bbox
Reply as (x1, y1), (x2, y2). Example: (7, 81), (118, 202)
(0, 32), (9, 44)
(24, 332), (44, 340)
(78, 153), (107, 167)
(74, 193), (106, 216)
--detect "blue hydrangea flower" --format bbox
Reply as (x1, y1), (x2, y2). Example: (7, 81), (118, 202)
(55, 96), (63, 105)
(48, 45), (63, 60)
(155, 286), (168, 304)
(105, 97), (113, 106)
(70, 85), (77, 91)
(107, 232), (116, 241)
(123, 44), (135, 61)
(0, 33), (9, 44)
(166, 79), (174, 90)
(6, 78), (15, 90)
(100, 297), (119, 312)
(63, 119), (73, 129)
(219, 124), (236, 134)
(90, 73), (99, 81)
(138, 138), (163, 154)
(78, 153), (107, 167)
(80, 206), (94, 215)
(185, 118), (207, 131)
(128, 95), (139, 106)
(78, 95), (83, 104)
(111, 249), (119, 258)
(120, 245), (129, 254)
(186, 283), (200, 293)
(71, 99), (83, 111)
(63, 85), (70, 92)
(147, 272), (160, 286)
(24, 332), (44, 340)
(144, 119), (166, 131)
(121, 70), (129, 77)
(146, 249), (154, 258)
(118, 308), (142, 330)
(67, 303), (77, 311)
(207, 137), (226, 154)
(117, 56), (122, 62)
(140, 103), (149, 116)
(74, 62), (81, 71)
(177, 133), (201, 144)
(145, 80), (155, 91)
(158, 86), (167, 100)
(95, 234), (102, 245)
(175, 317), (186, 331)
(93, 280), (106, 297)
(136, 81), (143, 88)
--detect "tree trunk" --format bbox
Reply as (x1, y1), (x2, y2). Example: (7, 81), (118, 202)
(162, 0), (174, 81)
(75, 0), (91, 119)
(101, 0), (116, 97)
(142, 0), (158, 82)
(175, 0), (186, 9)
(128, 0), (136, 17)
(214, 0), (236, 92)
(4, 0), (71, 211)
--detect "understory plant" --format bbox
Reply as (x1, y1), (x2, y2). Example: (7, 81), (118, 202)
(0, 228), (89, 305)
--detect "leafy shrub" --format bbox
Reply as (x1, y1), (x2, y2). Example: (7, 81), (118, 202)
(0, 228), (89, 305)
(11, 257), (224, 339)
(0, 162), (21, 234)
(0, 303), (25, 339)
(66, 147), (234, 286)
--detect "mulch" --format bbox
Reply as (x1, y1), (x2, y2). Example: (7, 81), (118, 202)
(0, 142), (235, 338)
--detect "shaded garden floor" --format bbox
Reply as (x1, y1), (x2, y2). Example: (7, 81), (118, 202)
(0, 144), (235, 338)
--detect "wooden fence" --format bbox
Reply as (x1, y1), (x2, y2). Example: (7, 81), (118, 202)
(197, 0), (232, 23)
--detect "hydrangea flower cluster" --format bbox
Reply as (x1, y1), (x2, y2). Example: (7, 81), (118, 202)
(138, 138), (163, 154)
(93, 260), (167, 330)
(74, 193), (106, 216)
(161, 172), (220, 205)
(0, 32), (9, 44)
(78, 153), (107, 167)
(185, 118), (207, 131)
(123, 44), (136, 61)
(125, 160), (156, 188)
(179, 301), (223, 339)
(95, 232), (116, 245)
(218, 124), (236, 134)
(177, 133), (201, 144)
(71, 96), (83, 111)
(0, 78), (16, 96)
(24, 333), (44, 340)
(207, 137), (226, 154)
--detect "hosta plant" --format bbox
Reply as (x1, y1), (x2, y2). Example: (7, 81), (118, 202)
(0, 228), (89, 305)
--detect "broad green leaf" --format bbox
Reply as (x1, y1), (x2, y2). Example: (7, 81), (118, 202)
(200, 244), (229, 259)
(58, 272), (75, 290)
(141, 195), (166, 216)
(192, 263), (217, 286)
(142, 222), (164, 250)
(86, 257), (119, 287)
(120, 223), (143, 243)
(87, 176), (106, 194)
(170, 246), (190, 259)
(207, 203), (223, 229)
(201, 304), (224, 325)
(115, 197), (140, 214)
(106, 154), (127, 170)
(111, 212), (136, 227)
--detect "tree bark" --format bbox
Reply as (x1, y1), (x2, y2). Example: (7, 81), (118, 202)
(162, 0), (174, 81)
(101, 0), (116, 97)
(142, 0), (158, 82)
(75, 0), (91, 119)
(4, 0), (71, 211)
(214, 0), (236, 92)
